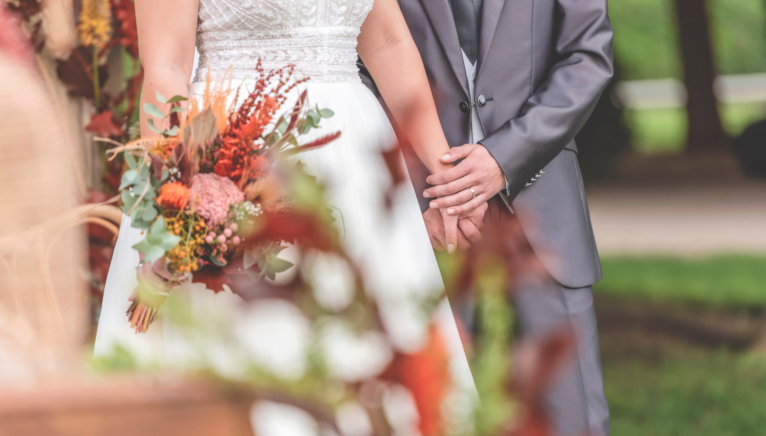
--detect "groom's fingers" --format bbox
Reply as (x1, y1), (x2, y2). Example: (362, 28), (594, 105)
(424, 173), (475, 200)
(425, 162), (470, 187)
(445, 196), (486, 216)
(428, 187), (474, 209)
(439, 144), (478, 164)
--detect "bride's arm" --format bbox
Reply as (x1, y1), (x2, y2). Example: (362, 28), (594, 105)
(135, 0), (199, 138)
(357, 0), (460, 253)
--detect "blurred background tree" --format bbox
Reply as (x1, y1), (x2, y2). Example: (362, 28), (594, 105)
(673, 0), (728, 151)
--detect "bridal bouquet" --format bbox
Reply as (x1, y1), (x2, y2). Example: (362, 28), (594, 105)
(108, 63), (340, 333)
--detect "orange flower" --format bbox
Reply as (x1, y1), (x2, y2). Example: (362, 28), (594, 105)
(157, 182), (190, 210)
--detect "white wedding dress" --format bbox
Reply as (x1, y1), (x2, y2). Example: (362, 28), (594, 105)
(95, 0), (475, 415)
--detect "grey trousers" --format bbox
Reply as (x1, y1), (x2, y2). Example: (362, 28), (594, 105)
(456, 278), (610, 436)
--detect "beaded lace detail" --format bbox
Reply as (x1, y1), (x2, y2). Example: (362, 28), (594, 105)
(194, 0), (374, 84)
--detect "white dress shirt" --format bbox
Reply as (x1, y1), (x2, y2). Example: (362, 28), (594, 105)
(461, 51), (513, 207)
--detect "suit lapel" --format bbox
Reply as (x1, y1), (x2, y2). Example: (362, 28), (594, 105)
(477, 0), (506, 78)
(419, 0), (470, 96)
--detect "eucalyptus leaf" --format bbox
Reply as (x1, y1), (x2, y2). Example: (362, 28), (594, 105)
(167, 95), (189, 103)
(142, 205), (158, 222)
(125, 152), (137, 170)
(144, 102), (165, 119)
(119, 170), (140, 190)
(165, 126), (180, 137)
(318, 108), (334, 118)
(155, 91), (168, 104)
(132, 216), (181, 263)
(120, 189), (137, 213)
(147, 118), (162, 134)
(169, 106), (187, 114)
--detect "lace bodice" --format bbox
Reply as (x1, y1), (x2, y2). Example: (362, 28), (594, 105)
(194, 0), (374, 84)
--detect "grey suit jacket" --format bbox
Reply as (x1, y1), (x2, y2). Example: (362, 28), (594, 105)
(360, 0), (613, 288)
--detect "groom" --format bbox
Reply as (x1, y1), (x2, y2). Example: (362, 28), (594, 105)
(360, 0), (613, 435)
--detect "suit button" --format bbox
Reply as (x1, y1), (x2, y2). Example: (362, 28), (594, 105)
(459, 101), (470, 113)
(477, 95), (487, 107)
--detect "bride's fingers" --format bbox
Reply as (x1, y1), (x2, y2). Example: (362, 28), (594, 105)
(441, 210), (459, 254)
(457, 226), (472, 250)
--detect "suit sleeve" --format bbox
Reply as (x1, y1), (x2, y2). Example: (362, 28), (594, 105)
(479, 0), (614, 201)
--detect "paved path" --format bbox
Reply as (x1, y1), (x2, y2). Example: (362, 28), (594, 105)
(586, 179), (766, 255)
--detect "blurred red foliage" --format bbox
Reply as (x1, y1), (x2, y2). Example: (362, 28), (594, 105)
(507, 328), (576, 436)
(383, 325), (452, 436)
(111, 0), (139, 57)
(86, 110), (123, 138)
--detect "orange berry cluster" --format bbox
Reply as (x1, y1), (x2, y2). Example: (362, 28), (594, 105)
(164, 212), (208, 274)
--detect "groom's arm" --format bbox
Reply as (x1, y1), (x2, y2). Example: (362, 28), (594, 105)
(479, 0), (614, 202)
(426, 0), (613, 213)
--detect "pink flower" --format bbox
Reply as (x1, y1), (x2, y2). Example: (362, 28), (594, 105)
(189, 173), (245, 224)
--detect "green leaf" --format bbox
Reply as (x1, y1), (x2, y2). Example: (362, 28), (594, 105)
(147, 118), (162, 134)
(277, 117), (288, 134)
(165, 126), (180, 137)
(155, 91), (167, 104)
(318, 108), (334, 118)
(133, 217), (181, 263)
(125, 152), (137, 170)
(150, 216), (166, 235)
(167, 95), (188, 103)
(268, 257), (294, 274)
(119, 169), (141, 190)
(169, 106), (187, 114)
(143, 102), (165, 119)
(142, 205), (158, 222)
(120, 190), (137, 213)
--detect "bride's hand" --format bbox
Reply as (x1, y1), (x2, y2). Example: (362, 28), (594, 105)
(440, 206), (459, 254)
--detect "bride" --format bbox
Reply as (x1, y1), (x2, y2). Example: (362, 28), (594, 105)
(95, 0), (477, 389)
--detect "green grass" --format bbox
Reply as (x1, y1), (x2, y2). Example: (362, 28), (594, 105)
(625, 107), (687, 154)
(625, 102), (766, 154)
(605, 351), (766, 436)
(593, 255), (766, 307)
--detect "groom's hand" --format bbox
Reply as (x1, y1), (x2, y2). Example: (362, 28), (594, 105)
(423, 144), (506, 216)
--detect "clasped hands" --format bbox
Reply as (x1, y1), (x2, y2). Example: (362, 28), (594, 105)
(422, 143), (507, 253)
